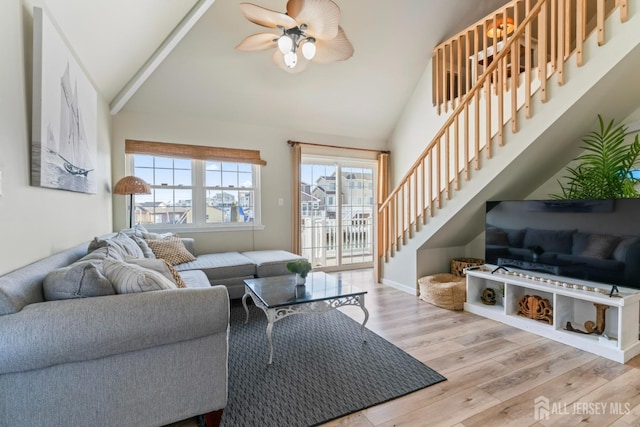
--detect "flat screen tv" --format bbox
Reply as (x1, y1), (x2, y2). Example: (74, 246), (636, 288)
(485, 198), (640, 290)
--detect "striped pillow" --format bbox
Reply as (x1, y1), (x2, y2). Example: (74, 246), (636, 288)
(125, 258), (187, 288)
(103, 258), (177, 294)
(146, 235), (196, 266)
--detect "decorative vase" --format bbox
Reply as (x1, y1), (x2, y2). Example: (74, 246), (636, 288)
(295, 284), (306, 298)
(295, 273), (306, 285)
(532, 253), (540, 262)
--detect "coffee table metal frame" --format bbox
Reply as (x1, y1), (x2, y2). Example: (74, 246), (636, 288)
(242, 275), (369, 364)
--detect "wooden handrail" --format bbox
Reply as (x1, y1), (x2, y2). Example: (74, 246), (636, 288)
(380, 0), (547, 209)
(377, 0), (628, 275)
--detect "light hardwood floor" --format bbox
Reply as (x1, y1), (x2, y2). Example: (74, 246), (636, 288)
(322, 269), (640, 427)
(174, 268), (640, 427)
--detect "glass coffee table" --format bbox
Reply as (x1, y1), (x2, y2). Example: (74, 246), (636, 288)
(242, 271), (369, 364)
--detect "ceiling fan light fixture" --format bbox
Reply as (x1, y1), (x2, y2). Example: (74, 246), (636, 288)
(277, 34), (293, 53)
(486, 16), (515, 38)
(236, 0), (354, 72)
(284, 51), (298, 68)
(301, 39), (316, 60)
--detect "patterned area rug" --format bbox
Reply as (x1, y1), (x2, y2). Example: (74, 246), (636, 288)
(221, 303), (446, 427)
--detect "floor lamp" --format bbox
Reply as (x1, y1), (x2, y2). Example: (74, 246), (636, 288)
(113, 176), (151, 228)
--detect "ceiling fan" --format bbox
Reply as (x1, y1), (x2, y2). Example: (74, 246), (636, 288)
(235, 0), (354, 73)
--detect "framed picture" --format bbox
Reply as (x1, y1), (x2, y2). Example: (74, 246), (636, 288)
(31, 7), (97, 194)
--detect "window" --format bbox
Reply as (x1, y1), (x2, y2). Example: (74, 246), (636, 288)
(125, 140), (264, 230)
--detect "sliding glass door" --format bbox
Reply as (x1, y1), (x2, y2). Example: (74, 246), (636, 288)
(300, 156), (376, 270)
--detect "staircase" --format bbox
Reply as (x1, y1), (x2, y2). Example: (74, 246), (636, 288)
(378, 0), (640, 294)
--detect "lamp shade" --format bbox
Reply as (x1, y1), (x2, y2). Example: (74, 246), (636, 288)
(486, 16), (515, 38)
(113, 176), (151, 195)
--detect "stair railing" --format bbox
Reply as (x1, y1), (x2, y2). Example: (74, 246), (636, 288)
(377, 0), (628, 271)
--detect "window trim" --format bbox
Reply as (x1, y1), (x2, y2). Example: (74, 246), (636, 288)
(125, 152), (264, 233)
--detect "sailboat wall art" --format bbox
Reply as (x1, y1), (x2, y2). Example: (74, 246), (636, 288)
(32, 7), (97, 194)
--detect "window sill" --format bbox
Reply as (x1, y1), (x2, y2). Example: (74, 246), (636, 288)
(142, 224), (266, 233)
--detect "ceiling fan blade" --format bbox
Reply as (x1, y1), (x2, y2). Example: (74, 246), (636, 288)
(286, 0), (340, 40)
(235, 32), (278, 51)
(272, 50), (310, 73)
(311, 26), (354, 63)
(239, 3), (297, 29)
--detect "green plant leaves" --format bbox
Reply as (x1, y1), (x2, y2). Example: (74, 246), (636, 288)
(551, 115), (640, 200)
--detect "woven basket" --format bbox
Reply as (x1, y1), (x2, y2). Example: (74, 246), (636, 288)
(450, 257), (484, 277)
(418, 273), (466, 311)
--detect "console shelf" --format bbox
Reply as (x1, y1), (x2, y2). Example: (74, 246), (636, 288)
(465, 266), (640, 363)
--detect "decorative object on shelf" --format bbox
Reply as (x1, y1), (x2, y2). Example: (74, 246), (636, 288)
(450, 257), (484, 277)
(417, 274), (466, 311)
(528, 245), (544, 262)
(517, 295), (553, 324)
(550, 115), (640, 200)
(235, 0), (354, 73)
(481, 288), (497, 305)
(565, 303), (610, 335)
(113, 176), (152, 228)
(286, 259), (312, 285)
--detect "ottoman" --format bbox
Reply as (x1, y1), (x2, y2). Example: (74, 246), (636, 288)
(418, 273), (466, 311)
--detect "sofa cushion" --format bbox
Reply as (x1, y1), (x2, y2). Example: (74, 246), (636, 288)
(131, 235), (156, 258)
(241, 250), (306, 277)
(485, 228), (509, 246)
(580, 234), (621, 259)
(88, 232), (145, 260)
(178, 270), (212, 288)
(572, 232), (590, 255)
(174, 252), (256, 279)
(103, 258), (177, 293)
(613, 236), (640, 262)
(146, 235), (196, 265)
(43, 261), (115, 301)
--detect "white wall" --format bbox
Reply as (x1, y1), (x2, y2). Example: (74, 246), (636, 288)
(111, 111), (386, 255)
(0, 0), (113, 275)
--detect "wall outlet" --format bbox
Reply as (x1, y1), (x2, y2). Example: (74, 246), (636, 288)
(278, 198), (284, 206)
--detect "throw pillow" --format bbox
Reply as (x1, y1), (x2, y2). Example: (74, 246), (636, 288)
(485, 228), (509, 246)
(43, 261), (115, 300)
(581, 234), (621, 259)
(126, 258), (187, 288)
(119, 224), (149, 238)
(142, 231), (174, 240)
(146, 235), (196, 266)
(88, 233), (145, 259)
(131, 235), (156, 258)
(613, 236), (640, 262)
(103, 258), (177, 294)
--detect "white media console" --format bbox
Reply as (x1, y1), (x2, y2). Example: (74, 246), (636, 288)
(465, 266), (640, 363)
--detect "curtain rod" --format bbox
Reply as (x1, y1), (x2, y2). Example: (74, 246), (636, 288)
(287, 140), (390, 155)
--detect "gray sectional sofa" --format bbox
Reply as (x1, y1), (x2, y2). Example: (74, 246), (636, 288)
(0, 227), (305, 426)
(176, 243), (306, 299)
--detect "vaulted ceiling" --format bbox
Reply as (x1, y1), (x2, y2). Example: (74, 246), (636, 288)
(38, 0), (511, 140)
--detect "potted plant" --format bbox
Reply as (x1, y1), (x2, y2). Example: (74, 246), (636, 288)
(551, 115), (640, 200)
(286, 259), (312, 285)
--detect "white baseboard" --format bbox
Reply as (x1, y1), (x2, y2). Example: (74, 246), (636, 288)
(381, 278), (416, 296)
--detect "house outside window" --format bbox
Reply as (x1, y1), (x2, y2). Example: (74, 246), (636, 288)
(124, 140), (265, 231)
